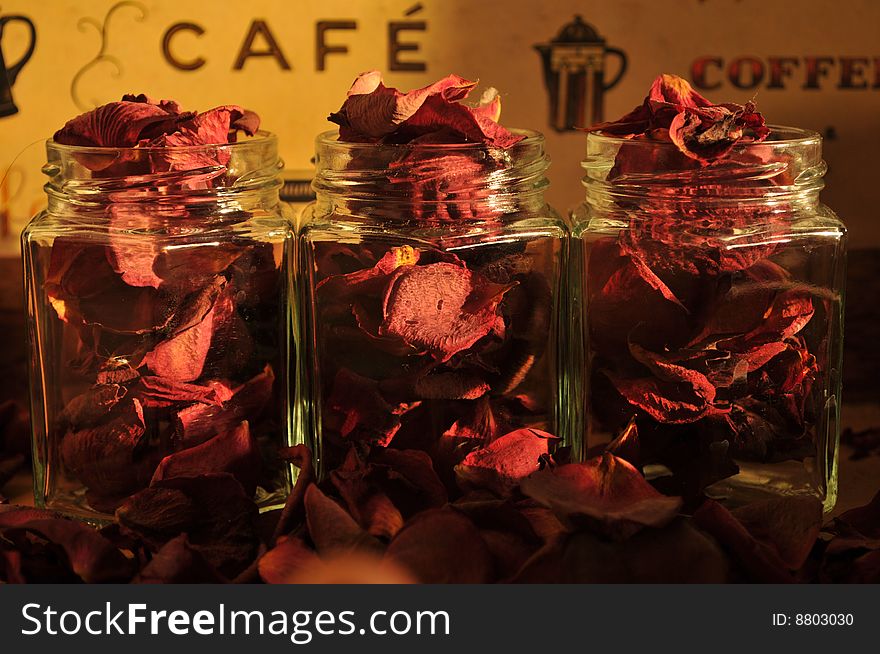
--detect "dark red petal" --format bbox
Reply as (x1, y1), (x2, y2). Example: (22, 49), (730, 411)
(53, 101), (179, 147)
(136, 376), (232, 409)
(116, 473), (258, 578)
(58, 384), (127, 428)
(134, 533), (225, 583)
(324, 368), (416, 446)
(151, 421), (262, 495)
(520, 453), (683, 539)
(0, 509), (133, 583)
(385, 507), (493, 583)
(380, 262), (509, 361)
(456, 428), (558, 496)
(731, 496), (823, 570)
(304, 484), (381, 555)
(142, 285), (234, 382)
(329, 71), (476, 140)
(61, 398), (149, 499)
(693, 499), (795, 582)
(329, 448), (405, 540)
(176, 365), (274, 446)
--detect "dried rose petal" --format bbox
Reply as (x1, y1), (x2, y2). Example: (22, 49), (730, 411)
(61, 398), (149, 499)
(304, 484), (381, 555)
(456, 428), (558, 496)
(53, 101), (185, 148)
(385, 507), (493, 583)
(329, 71), (523, 148)
(151, 421), (261, 495)
(134, 533), (225, 583)
(414, 371), (490, 400)
(330, 448), (405, 540)
(58, 383), (126, 427)
(0, 508), (133, 583)
(142, 284), (234, 382)
(136, 376), (232, 408)
(116, 473), (258, 578)
(380, 262), (510, 361)
(520, 453), (683, 539)
(693, 499), (795, 582)
(588, 74), (768, 163)
(731, 496), (822, 570)
(176, 365), (274, 445)
(368, 448), (448, 514)
(325, 369), (417, 446)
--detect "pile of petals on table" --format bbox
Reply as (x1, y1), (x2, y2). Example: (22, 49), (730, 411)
(2, 414), (879, 583)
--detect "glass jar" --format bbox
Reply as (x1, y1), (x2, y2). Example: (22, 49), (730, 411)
(572, 127), (846, 511)
(298, 130), (573, 482)
(22, 134), (294, 521)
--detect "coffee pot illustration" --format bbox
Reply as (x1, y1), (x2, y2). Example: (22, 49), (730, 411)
(0, 12), (36, 118)
(534, 15), (627, 132)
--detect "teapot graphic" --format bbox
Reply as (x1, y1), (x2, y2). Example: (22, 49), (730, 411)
(535, 15), (627, 132)
(0, 12), (36, 118)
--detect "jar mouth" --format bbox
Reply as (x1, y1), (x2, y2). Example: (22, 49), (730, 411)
(312, 129), (551, 223)
(585, 125), (821, 153)
(316, 128), (545, 152)
(46, 130), (278, 156)
(43, 130), (283, 207)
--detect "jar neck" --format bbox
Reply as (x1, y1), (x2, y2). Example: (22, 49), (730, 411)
(582, 126), (826, 218)
(43, 134), (283, 217)
(312, 130), (551, 225)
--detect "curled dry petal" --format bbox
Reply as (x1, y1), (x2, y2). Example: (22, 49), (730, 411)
(329, 71), (523, 148)
(304, 484), (382, 555)
(455, 428), (559, 496)
(116, 473), (258, 578)
(176, 365), (274, 446)
(385, 507), (493, 583)
(587, 73), (769, 164)
(380, 262), (511, 361)
(60, 398), (149, 500)
(520, 453), (683, 539)
(53, 101), (185, 148)
(693, 499), (795, 582)
(134, 533), (225, 583)
(0, 508), (133, 583)
(151, 421), (262, 495)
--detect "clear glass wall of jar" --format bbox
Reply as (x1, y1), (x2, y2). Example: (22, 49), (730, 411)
(298, 130), (574, 482)
(22, 134), (294, 521)
(572, 127), (846, 511)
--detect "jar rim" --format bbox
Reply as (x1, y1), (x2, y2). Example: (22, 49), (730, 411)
(45, 130), (278, 155)
(315, 128), (544, 151)
(585, 124), (821, 150)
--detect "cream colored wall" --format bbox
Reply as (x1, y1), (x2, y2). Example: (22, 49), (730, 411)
(1, 0), (879, 246)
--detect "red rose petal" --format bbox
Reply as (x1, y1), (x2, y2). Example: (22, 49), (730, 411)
(456, 428), (558, 496)
(380, 262), (509, 361)
(116, 473), (258, 578)
(304, 484), (382, 555)
(0, 509), (133, 583)
(176, 365), (274, 446)
(134, 533), (225, 583)
(137, 376), (233, 408)
(520, 453), (683, 539)
(53, 101), (182, 148)
(151, 421), (262, 495)
(330, 71), (524, 148)
(385, 507), (493, 583)
(60, 398), (149, 499)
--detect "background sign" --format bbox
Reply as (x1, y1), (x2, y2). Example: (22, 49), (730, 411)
(1, 0), (880, 247)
